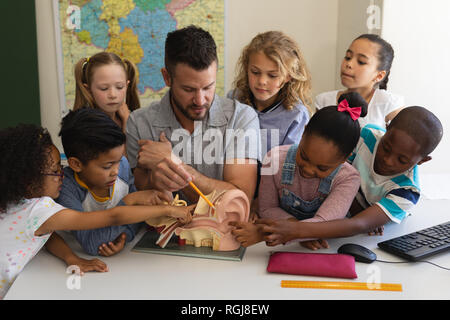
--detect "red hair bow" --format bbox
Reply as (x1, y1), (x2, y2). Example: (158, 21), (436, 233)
(337, 99), (361, 121)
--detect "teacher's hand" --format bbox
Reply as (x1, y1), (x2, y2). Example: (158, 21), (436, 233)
(150, 157), (192, 192)
(137, 132), (173, 170)
(138, 132), (192, 192)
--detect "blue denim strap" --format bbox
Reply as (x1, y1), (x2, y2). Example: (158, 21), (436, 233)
(317, 164), (342, 195)
(281, 144), (298, 185)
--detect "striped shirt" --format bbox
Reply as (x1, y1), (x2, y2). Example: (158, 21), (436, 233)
(348, 125), (420, 223)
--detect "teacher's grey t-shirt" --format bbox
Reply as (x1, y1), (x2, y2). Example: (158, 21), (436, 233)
(126, 91), (261, 183)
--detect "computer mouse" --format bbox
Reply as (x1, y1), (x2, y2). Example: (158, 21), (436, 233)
(337, 243), (377, 263)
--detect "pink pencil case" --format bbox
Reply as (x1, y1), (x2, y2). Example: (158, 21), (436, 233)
(267, 251), (357, 279)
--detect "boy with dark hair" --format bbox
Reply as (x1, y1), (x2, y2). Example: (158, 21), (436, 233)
(257, 106), (443, 248)
(348, 106), (443, 224)
(57, 108), (171, 256)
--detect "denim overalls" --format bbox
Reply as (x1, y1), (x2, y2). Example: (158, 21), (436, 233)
(280, 145), (341, 220)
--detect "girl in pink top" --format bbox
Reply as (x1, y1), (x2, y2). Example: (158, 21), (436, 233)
(230, 92), (367, 248)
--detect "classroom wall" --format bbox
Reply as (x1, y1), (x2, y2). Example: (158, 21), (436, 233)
(382, 0), (450, 198)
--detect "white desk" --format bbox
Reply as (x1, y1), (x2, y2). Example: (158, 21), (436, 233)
(5, 199), (450, 300)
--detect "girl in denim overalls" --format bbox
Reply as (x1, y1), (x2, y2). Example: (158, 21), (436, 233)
(230, 92), (368, 248)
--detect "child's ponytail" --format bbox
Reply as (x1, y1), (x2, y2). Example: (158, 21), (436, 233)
(378, 70), (390, 90)
(73, 57), (96, 110)
(337, 91), (368, 119)
(123, 58), (140, 110)
(304, 92), (368, 157)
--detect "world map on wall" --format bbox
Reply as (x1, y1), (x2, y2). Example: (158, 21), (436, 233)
(57, 0), (225, 112)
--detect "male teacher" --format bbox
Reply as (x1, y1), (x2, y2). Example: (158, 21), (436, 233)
(126, 25), (260, 204)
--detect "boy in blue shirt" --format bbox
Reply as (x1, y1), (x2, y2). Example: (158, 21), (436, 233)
(258, 106), (443, 248)
(57, 108), (171, 256)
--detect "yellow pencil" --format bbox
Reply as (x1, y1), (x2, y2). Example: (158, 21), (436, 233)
(189, 181), (215, 209)
(281, 280), (402, 292)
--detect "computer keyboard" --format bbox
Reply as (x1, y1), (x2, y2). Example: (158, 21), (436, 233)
(378, 221), (450, 261)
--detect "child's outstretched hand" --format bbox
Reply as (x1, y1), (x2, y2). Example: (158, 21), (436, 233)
(169, 204), (195, 224)
(65, 255), (108, 275)
(229, 221), (264, 247)
(300, 239), (329, 251)
(98, 232), (127, 257)
(124, 189), (173, 206)
(368, 225), (384, 236)
(256, 218), (300, 246)
(46, 233), (108, 275)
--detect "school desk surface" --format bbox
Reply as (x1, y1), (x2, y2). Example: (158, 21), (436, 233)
(5, 199), (450, 300)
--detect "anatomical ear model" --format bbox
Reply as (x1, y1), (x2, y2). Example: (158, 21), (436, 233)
(145, 189), (250, 251)
(144, 194), (186, 248)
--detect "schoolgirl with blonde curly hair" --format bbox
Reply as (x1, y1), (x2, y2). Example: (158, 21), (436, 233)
(229, 31), (313, 154)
